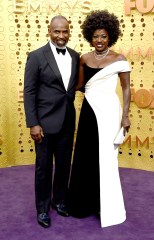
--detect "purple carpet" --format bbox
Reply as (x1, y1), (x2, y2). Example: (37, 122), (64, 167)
(0, 165), (154, 240)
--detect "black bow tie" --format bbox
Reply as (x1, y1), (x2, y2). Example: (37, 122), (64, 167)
(56, 48), (66, 55)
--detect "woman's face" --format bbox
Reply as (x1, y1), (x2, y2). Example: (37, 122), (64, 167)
(91, 29), (109, 52)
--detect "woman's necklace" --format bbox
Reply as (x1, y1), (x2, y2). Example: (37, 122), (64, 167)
(94, 48), (109, 60)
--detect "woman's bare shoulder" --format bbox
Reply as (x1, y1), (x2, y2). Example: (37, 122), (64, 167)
(80, 51), (93, 64)
(109, 50), (127, 61)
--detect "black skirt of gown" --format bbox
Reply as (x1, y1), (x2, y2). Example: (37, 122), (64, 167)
(68, 65), (101, 218)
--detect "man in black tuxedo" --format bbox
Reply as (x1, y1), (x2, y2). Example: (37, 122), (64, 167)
(24, 15), (80, 228)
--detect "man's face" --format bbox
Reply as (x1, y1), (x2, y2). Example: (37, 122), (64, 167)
(48, 18), (70, 48)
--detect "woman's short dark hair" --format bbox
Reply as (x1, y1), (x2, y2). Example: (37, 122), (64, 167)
(81, 10), (121, 47)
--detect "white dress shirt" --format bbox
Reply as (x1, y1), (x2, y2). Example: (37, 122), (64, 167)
(49, 41), (72, 90)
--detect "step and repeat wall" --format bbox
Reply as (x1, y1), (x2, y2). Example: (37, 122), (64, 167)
(0, 0), (154, 170)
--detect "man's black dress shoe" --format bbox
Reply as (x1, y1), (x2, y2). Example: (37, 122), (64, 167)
(37, 213), (51, 228)
(51, 201), (69, 217)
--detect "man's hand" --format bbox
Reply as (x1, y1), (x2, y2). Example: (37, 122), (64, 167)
(30, 125), (44, 143)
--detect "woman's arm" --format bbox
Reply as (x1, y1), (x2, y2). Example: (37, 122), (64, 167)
(76, 55), (85, 91)
(119, 71), (131, 133)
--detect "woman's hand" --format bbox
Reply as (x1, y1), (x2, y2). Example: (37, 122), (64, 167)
(121, 116), (131, 135)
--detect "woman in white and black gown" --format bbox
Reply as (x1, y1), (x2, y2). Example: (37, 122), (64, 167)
(68, 10), (131, 228)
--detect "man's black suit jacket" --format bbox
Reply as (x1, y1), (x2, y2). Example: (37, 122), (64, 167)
(24, 42), (80, 134)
